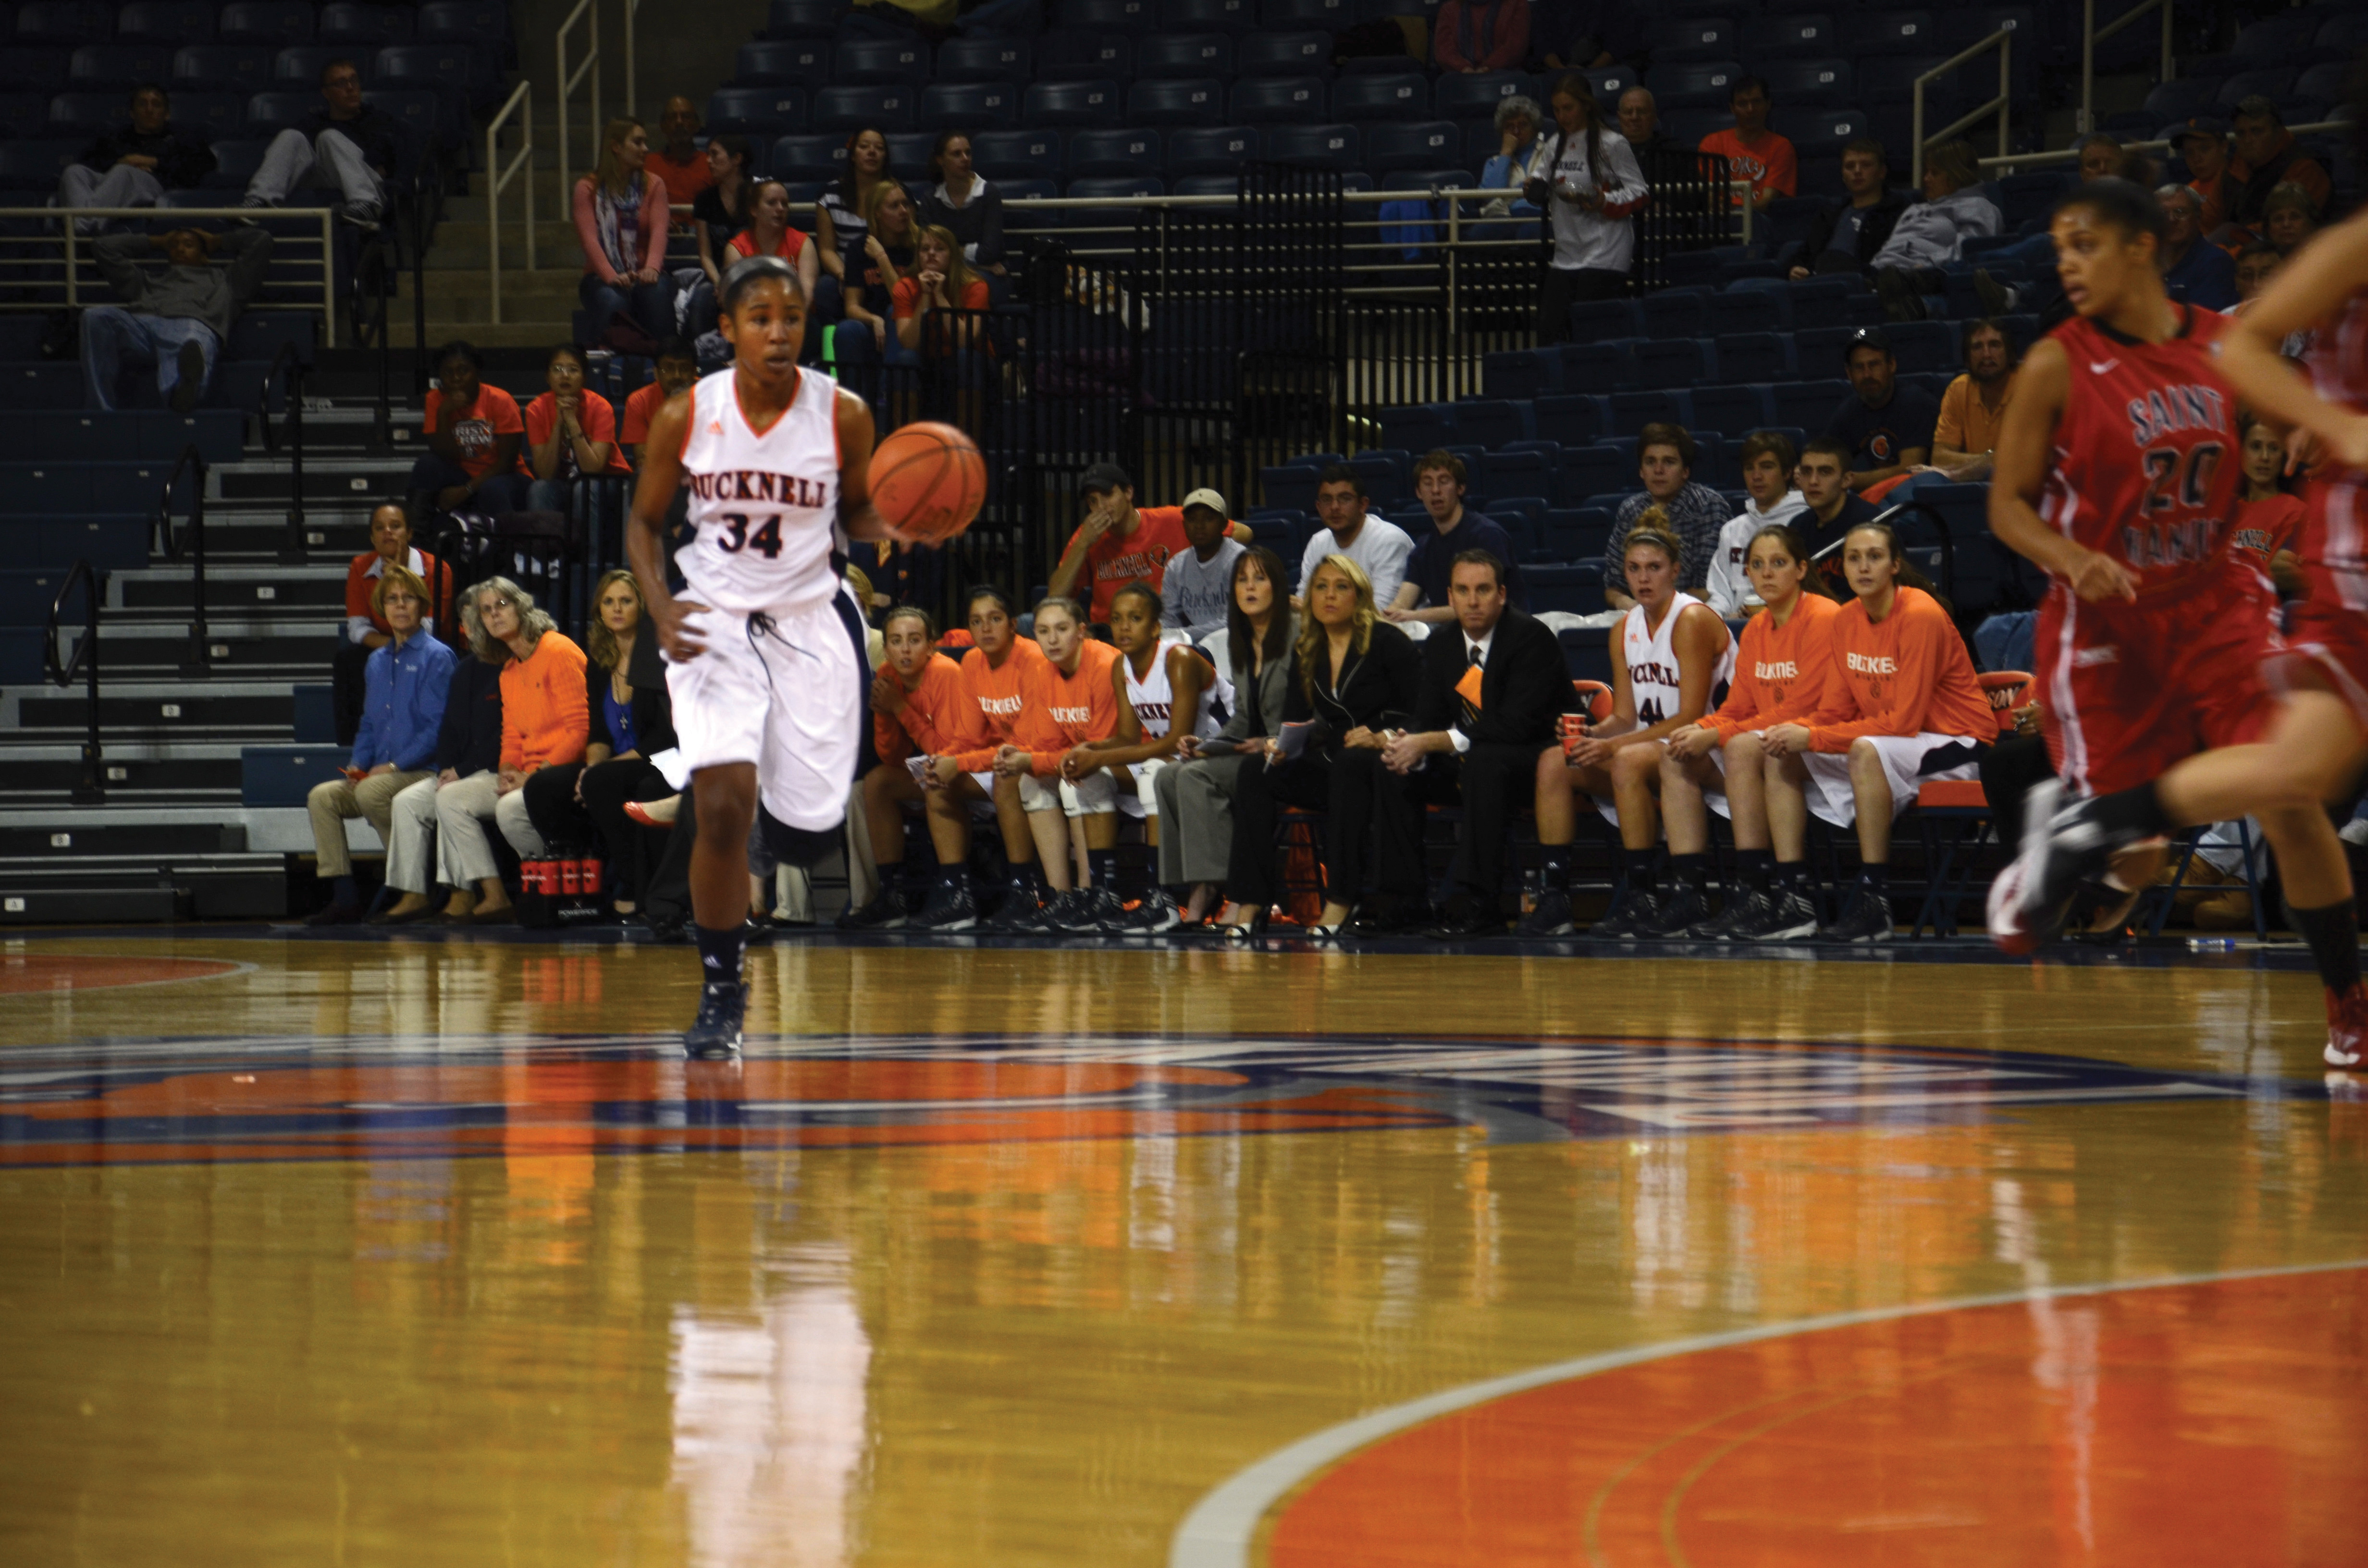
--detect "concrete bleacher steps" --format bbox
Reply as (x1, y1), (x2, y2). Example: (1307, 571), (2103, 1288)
(0, 814), (301, 923)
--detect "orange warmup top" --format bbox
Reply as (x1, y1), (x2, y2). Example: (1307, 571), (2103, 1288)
(1807, 586), (1991, 753)
(873, 652), (970, 766)
(1701, 592), (1843, 742)
(948, 636), (1048, 772)
(1012, 638), (1122, 777)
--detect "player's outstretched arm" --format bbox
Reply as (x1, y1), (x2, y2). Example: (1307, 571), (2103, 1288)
(627, 389), (710, 662)
(1987, 340), (2136, 603)
(2217, 209), (2368, 469)
(836, 386), (892, 542)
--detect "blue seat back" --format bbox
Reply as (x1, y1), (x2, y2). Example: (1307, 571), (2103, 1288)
(1266, 122), (1358, 171)
(15, 0), (114, 44)
(972, 127), (1064, 180)
(1137, 33), (1233, 78)
(173, 43), (272, 94)
(69, 42), (174, 86)
(1237, 30), (1330, 77)
(1331, 72), (1424, 122)
(709, 86), (807, 136)
(319, 2), (412, 47)
(812, 83), (915, 132)
(919, 81), (1018, 130)
(118, 0), (219, 43)
(1432, 71), (1537, 120)
(736, 40), (823, 85)
(1229, 75), (1322, 123)
(937, 37), (1031, 82)
(1036, 33), (1131, 81)
(1067, 126), (1161, 176)
(217, 0), (312, 44)
(834, 39), (930, 85)
(1128, 77), (1228, 127)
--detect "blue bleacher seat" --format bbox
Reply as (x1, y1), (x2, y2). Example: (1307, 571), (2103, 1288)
(1532, 394), (1603, 447)
(971, 127), (1062, 180)
(1172, 173), (1238, 196)
(1432, 71), (1536, 121)
(708, 86), (806, 137)
(172, 43), (271, 94)
(0, 49), (72, 91)
(1260, 464), (1321, 512)
(1653, 15), (1735, 61)
(1237, 30), (1329, 77)
(217, 0), (311, 44)
(812, 83), (915, 131)
(1266, 122), (1357, 170)
(197, 135), (268, 187)
(937, 37), (1031, 83)
(1441, 444), (1488, 493)
(1762, 61), (1853, 110)
(2232, 8), (2319, 62)
(1331, 73), (1424, 122)
(1787, 276), (1865, 330)
(2134, 77), (2215, 123)
(1067, 126), (1160, 176)
(1542, 507), (1614, 565)
(0, 140), (77, 188)
(1605, 390), (1687, 435)
(1024, 79), (1123, 128)
(1860, 10), (1936, 53)
(358, 88), (435, 161)
(835, 38), (930, 85)
(1743, 13), (1834, 57)
(1635, 341), (1711, 391)
(1036, 33), (1131, 82)
(2319, 13), (2368, 52)
(764, 133), (839, 181)
(1564, 339), (1638, 389)
(1137, 33), (1233, 78)
(117, 0), (219, 44)
(1886, 320), (1956, 374)
(1163, 123), (1258, 174)
(1072, 0), (1158, 23)
(47, 92), (126, 134)
(1259, 0), (1354, 25)
(1364, 121), (1457, 173)
(1582, 66), (1637, 106)
(15, 0), (114, 43)
(1349, 451), (1408, 503)
(884, 129), (936, 173)
(1229, 75), (1322, 123)
(320, 2), (410, 47)
(1785, 110), (1868, 164)
(1484, 349), (1555, 400)
(1532, 567), (1611, 618)
(375, 42), (483, 111)
(1165, 0), (1253, 29)
(999, 174), (1058, 205)
(1453, 399), (1526, 449)
(1128, 77), (1227, 127)
(1639, 292), (1707, 341)
(1772, 379), (1848, 430)
(1714, 333), (1792, 382)
(1691, 385), (1773, 435)
(166, 89), (240, 139)
(1565, 299), (1641, 344)
(416, 0), (507, 50)
(763, 0), (839, 37)
(1555, 447), (1629, 506)
(736, 40), (823, 86)
(0, 91), (47, 135)
(2213, 67), (2295, 111)
(1652, 61), (1740, 110)
(920, 82), (1017, 130)
(1793, 324), (1862, 375)
(1377, 404), (1454, 453)
(69, 42), (173, 87)
(272, 44), (353, 88)
(1063, 173), (1161, 224)
(2294, 60), (2350, 112)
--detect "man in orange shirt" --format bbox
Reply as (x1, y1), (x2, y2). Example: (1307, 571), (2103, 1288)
(1697, 76), (1796, 212)
(1047, 461), (1249, 626)
(644, 97), (713, 218)
(1922, 318), (2017, 482)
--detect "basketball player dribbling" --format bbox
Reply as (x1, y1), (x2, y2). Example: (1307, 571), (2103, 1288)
(1994, 93), (2368, 1073)
(628, 255), (889, 1058)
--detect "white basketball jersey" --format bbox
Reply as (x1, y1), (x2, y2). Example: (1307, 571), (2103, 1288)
(676, 366), (841, 615)
(1621, 591), (1733, 728)
(1125, 637), (1232, 740)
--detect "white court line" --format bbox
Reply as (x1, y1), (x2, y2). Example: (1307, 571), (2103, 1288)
(1, 956), (260, 995)
(1167, 1258), (2368, 1568)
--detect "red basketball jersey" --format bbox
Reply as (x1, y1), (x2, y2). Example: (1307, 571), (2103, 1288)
(2301, 293), (2368, 612)
(2038, 305), (2242, 602)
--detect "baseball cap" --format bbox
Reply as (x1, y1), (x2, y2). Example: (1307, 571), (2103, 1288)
(1842, 326), (1892, 361)
(1080, 460), (1133, 495)
(1181, 487), (1227, 515)
(2165, 114), (2229, 145)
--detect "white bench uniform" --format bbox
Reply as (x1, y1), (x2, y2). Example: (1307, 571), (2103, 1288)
(1594, 591), (1734, 827)
(1060, 635), (1235, 818)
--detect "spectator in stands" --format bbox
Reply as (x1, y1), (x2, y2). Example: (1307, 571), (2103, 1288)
(817, 128), (895, 289)
(373, 628), (506, 924)
(621, 340), (701, 464)
(922, 588), (1049, 930)
(688, 181), (818, 341)
(691, 134), (757, 289)
(917, 133), (1007, 273)
(840, 180), (920, 357)
(56, 84), (214, 235)
(1157, 547), (1294, 924)
(1535, 0), (1642, 73)
(1603, 423), (1727, 611)
(2076, 133), (2125, 184)
(2234, 413), (2306, 598)
(241, 59), (397, 231)
(521, 570), (675, 918)
(409, 340), (526, 520)
(519, 343), (631, 513)
(1379, 551), (1564, 935)
(893, 225), (990, 360)
(1159, 489), (1246, 646)
(841, 606), (969, 928)
(1750, 520), (1990, 942)
(1913, 318), (2017, 484)
(1050, 461), (1248, 626)
(1825, 328), (1937, 493)
(2234, 241), (2282, 306)
(2157, 184), (2239, 310)
(1868, 140), (2000, 321)
(1788, 139), (1906, 280)
(1703, 431), (1807, 616)
(646, 96), (712, 214)
(574, 118), (674, 354)
(1522, 74), (1650, 338)
(435, 578), (587, 924)
(335, 502), (450, 745)
(1795, 436), (1879, 593)
(1388, 450), (1520, 624)
(2170, 116), (2239, 237)
(303, 564), (455, 924)
(1436, 0), (1527, 73)
(1219, 556), (1425, 939)
(2261, 182), (2319, 259)
(1478, 97), (1544, 224)
(83, 226), (272, 414)
(1615, 87), (1666, 158)
(1300, 466), (1415, 615)
(2228, 97), (2331, 230)
(1698, 75), (1795, 212)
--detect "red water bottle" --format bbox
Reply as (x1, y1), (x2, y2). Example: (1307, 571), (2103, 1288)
(560, 859), (581, 895)
(578, 857), (603, 895)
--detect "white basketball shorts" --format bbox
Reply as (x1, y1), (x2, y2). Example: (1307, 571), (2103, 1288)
(665, 587), (869, 833)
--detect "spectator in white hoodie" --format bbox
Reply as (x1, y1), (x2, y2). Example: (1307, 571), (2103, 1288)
(1869, 140), (2001, 321)
(1704, 432), (1810, 616)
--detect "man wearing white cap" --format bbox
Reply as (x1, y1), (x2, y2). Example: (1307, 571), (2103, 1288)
(1159, 488), (1246, 646)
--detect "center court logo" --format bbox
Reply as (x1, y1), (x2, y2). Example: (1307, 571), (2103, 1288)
(0, 1034), (2307, 1169)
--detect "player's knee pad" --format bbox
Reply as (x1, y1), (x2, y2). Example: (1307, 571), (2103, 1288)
(757, 803), (843, 869)
(1016, 773), (1061, 814)
(1057, 770), (1118, 819)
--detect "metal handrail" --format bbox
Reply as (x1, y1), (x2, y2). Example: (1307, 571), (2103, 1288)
(258, 341), (309, 563)
(484, 77), (536, 325)
(2083, 0), (2174, 136)
(0, 206), (338, 345)
(1912, 28), (2013, 188)
(1977, 116), (2353, 175)
(154, 442), (210, 676)
(43, 559), (106, 804)
(556, 0), (599, 203)
(624, 0), (640, 135)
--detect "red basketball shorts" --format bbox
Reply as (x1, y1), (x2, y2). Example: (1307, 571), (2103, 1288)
(2036, 575), (2277, 797)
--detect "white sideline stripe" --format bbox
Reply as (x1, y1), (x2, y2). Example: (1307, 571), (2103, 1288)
(1167, 1258), (2368, 1568)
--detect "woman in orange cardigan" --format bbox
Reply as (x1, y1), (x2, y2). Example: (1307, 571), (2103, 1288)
(434, 577), (589, 923)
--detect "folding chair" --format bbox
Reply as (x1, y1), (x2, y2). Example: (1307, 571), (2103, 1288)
(1908, 669), (2028, 938)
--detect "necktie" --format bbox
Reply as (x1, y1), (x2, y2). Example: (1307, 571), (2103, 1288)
(1468, 643), (1485, 668)
(1459, 644), (1484, 732)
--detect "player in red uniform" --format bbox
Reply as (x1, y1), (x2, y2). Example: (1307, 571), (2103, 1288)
(1988, 168), (2368, 1070)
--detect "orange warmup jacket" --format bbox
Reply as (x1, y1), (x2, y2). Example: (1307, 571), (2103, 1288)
(1702, 594), (1843, 743)
(873, 652), (971, 766)
(499, 631), (590, 772)
(1013, 639), (1122, 777)
(1807, 586), (1991, 753)
(949, 637), (1048, 773)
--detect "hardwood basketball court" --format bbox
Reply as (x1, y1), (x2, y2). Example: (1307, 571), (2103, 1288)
(1, 928), (2363, 1566)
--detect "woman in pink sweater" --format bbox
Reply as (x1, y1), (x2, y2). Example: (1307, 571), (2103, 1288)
(574, 117), (675, 352)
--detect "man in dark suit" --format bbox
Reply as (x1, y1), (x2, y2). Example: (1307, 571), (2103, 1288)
(1380, 550), (1566, 936)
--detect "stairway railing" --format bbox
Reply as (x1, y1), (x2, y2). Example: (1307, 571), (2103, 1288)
(43, 559), (106, 805)
(259, 341), (309, 563)
(154, 443), (210, 677)
(2083, 0), (2175, 135)
(1912, 27), (2014, 187)
(485, 77), (537, 324)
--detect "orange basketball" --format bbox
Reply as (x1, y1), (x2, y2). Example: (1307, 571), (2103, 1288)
(869, 421), (986, 545)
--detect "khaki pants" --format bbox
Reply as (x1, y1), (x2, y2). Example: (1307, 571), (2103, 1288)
(307, 769), (430, 878)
